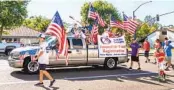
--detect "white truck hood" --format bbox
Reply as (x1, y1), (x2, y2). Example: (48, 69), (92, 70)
(11, 46), (40, 53)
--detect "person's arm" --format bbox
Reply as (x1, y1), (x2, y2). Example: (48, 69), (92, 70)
(136, 46), (140, 57)
(34, 46), (45, 60)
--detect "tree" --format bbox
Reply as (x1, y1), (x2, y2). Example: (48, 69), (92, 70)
(80, 0), (121, 34)
(0, 1), (28, 42)
(23, 16), (51, 32)
(23, 16), (69, 32)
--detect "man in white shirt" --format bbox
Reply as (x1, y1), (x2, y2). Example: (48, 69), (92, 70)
(34, 34), (55, 87)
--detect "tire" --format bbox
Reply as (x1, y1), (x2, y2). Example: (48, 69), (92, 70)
(23, 57), (39, 74)
(104, 57), (117, 69)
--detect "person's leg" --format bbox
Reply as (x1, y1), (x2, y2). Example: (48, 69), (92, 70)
(41, 64), (55, 87)
(39, 70), (44, 83)
(35, 65), (44, 86)
(137, 56), (141, 70)
(129, 56), (133, 69)
(165, 57), (170, 70)
(43, 70), (54, 81)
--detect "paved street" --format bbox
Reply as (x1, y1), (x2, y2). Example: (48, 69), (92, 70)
(0, 55), (174, 90)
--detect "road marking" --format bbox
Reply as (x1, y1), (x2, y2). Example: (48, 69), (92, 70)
(0, 72), (156, 85)
(64, 72), (156, 80)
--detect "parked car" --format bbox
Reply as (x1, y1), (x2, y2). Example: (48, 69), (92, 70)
(8, 35), (128, 74)
(0, 42), (21, 55)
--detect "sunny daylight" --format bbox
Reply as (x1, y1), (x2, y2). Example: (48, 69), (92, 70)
(0, 0), (174, 90)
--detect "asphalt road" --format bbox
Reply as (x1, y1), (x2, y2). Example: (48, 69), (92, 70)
(0, 56), (174, 90)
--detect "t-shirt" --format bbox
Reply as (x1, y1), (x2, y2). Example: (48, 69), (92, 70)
(130, 43), (140, 56)
(38, 42), (49, 64)
(155, 52), (165, 63)
(164, 44), (173, 57)
(143, 41), (150, 51)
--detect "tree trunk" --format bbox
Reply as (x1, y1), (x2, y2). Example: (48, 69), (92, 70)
(0, 26), (3, 42)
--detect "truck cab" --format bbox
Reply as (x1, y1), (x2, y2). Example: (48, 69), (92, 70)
(8, 35), (128, 74)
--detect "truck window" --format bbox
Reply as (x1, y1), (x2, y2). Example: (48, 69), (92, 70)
(72, 39), (83, 49)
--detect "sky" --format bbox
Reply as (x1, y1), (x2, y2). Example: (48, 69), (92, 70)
(27, 0), (174, 26)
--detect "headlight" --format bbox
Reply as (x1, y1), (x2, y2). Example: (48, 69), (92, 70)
(10, 52), (20, 60)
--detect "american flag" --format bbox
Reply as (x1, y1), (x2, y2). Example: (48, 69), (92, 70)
(91, 22), (98, 44)
(110, 15), (124, 29)
(96, 13), (105, 27)
(123, 14), (139, 34)
(45, 11), (69, 65)
(88, 3), (97, 20)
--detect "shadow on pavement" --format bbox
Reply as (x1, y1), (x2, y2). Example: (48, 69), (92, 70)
(9, 66), (173, 87)
(36, 85), (59, 90)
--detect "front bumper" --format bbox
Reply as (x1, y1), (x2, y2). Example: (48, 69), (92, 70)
(8, 56), (23, 68)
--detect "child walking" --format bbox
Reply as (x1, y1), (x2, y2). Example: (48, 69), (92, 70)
(155, 48), (166, 81)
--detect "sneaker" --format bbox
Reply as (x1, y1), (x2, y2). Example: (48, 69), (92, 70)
(129, 67), (132, 69)
(137, 68), (141, 70)
(35, 82), (43, 86)
(153, 62), (157, 64)
(49, 79), (55, 87)
(148, 59), (150, 62)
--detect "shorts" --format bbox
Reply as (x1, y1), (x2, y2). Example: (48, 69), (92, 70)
(166, 56), (172, 61)
(144, 51), (149, 57)
(39, 64), (47, 70)
(131, 56), (139, 62)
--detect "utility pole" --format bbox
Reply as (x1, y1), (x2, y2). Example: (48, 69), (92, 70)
(133, 1), (152, 40)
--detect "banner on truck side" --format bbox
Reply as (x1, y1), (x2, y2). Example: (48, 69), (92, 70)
(98, 35), (127, 57)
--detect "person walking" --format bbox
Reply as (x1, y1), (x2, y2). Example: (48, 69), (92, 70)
(129, 39), (141, 70)
(155, 48), (166, 81)
(34, 34), (55, 87)
(164, 41), (174, 71)
(143, 38), (150, 63)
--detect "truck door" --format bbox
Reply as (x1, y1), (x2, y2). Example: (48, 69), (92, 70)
(68, 38), (87, 65)
(87, 43), (105, 65)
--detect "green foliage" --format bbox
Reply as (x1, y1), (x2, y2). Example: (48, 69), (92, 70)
(0, 1), (28, 41)
(80, 0), (121, 34)
(23, 16), (69, 32)
(136, 23), (158, 39)
(23, 16), (51, 32)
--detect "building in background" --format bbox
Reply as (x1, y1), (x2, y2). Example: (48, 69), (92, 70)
(2, 26), (40, 45)
(138, 28), (174, 48)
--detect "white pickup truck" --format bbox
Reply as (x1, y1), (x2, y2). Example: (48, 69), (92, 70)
(0, 43), (21, 55)
(8, 35), (128, 74)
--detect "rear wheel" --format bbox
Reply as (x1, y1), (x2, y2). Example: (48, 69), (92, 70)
(104, 57), (117, 69)
(23, 57), (39, 74)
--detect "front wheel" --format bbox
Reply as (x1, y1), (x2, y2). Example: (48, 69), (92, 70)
(104, 58), (117, 69)
(23, 58), (39, 74)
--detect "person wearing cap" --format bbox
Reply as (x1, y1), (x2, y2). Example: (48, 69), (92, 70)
(34, 34), (55, 87)
(143, 38), (150, 63)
